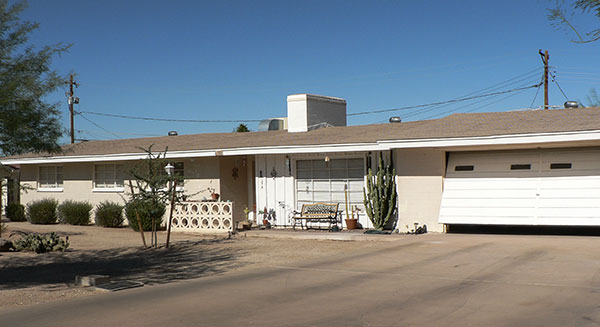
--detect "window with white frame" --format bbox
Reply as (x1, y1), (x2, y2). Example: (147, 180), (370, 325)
(94, 164), (125, 189)
(38, 166), (63, 189)
(295, 158), (364, 214)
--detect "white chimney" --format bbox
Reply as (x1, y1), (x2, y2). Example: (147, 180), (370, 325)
(286, 94), (347, 133)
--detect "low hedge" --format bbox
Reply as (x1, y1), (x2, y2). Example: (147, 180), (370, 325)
(6, 203), (26, 222)
(94, 201), (124, 227)
(27, 199), (58, 224)
(124, 198), (165, 232)
(58, 200), (93, 225)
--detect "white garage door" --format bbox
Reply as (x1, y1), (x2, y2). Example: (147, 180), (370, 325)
(439, 148), (600, 226)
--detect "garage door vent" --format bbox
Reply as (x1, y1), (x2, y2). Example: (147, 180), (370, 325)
(510, 164), (531, 170)
(454, 165), (474, 171)
(550, 163), (572, 169)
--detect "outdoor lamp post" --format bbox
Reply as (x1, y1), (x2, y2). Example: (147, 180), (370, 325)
(164, 163), (175, 248)
(164, 163), (174, 177)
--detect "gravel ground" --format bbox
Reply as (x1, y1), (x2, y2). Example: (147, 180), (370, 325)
(0, 221), (384, 309)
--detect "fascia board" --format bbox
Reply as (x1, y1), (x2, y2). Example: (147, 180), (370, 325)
(0, 142), (386, 165)
(5, 129), (600, 165)
(378, 129), (600, 148)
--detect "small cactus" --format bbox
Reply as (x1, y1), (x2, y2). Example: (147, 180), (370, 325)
(12, 232), (69, 253)
(363, 155), (397, 230)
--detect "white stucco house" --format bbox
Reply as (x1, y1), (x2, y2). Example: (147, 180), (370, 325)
(3, 93), (600, 233)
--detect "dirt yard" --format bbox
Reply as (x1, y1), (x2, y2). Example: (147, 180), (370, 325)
(0, 221), (384, 309)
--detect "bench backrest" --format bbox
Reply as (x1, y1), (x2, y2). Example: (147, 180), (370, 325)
(301, 203), (339, 217)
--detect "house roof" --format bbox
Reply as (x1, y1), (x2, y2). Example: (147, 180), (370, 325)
(3, 107), (600, 162)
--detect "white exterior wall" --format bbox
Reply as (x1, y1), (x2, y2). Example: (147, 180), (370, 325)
(394, 148), (445, 233)
(19, 157), (220, 223)
(255, 152), (373, 229)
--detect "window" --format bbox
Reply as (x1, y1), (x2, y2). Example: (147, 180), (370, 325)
(173, 162), (184, 178)
(94, 164), (125, 189)
(455, 165), (474, 171)
(296, 158), (364, 213)
(510, 164), (531, 170)
(550, 163), (572, 169)
(38, 166), (63, 189)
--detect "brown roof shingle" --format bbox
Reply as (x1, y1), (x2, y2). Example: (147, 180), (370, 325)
(5, 107), (600, 159)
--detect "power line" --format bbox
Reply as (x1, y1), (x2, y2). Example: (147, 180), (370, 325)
(349, 82), (542, 117)
(398, 75), (542, 120)
(421, 83), (536, 120)
(349, 68), (543, 117)
(550, 71), (569, 100)
(75, 112), (122, 139)
(78, 111), (263, 123)
(529, 83), (542, 109)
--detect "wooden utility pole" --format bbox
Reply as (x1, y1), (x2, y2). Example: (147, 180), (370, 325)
(539, 50), (549, 110)
(65, 74), (79, 143)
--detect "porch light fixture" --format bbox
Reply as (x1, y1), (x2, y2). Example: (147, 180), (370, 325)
(164, 163), (174, 176)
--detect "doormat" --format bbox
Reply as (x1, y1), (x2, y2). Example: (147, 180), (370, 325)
(96, 281), (144, 292)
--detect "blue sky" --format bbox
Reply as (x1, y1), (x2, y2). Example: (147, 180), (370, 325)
(18, 0), (600, 142)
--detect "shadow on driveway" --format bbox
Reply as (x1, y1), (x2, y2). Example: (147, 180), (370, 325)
(0, 239), (246, 290)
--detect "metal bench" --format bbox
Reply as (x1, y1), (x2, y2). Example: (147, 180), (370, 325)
(292, 203), (340, 230)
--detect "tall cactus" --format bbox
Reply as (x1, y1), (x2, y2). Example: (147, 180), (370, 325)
(363, 155), (397, 230)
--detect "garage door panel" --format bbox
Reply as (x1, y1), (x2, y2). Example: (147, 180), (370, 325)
(540, 187), (600, 197)
(538, 198), (600, 208)
(443, 178), (538, 190)
(442, 198), (536, 208)
(539, 176), (600, 188)
(440, 206), (537, 217)
(442, 189), (536, 199)
(440, 148), (600, 226)
(538, 207), (600, 218)
(439, 216), (538, 225)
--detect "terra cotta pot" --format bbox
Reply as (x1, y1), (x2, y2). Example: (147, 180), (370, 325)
(345, 218), (358, 230)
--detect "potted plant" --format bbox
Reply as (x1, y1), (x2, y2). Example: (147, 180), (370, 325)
(345, 206), (360, 230)
(262, 208), (276, 228)
(203, 187), (219, 201)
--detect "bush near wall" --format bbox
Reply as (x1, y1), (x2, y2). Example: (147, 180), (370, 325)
(27, 199), (58, 224)
(58, 200), (93, 225)
(95, 201), (124, 228)
(125, 198), (165, 232)
(6, 203), (26, 222)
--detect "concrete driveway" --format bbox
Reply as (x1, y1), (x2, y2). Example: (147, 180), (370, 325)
(2, 233), (600, 326)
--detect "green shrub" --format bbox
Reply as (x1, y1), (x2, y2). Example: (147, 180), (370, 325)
(95, 201), (124, 227)
(6, 203), (26, 222)
(125, 198), (165, 232)
(27, 199), (58, 224)
(12, 232), (69, 253)
(58, 200), (93, 225)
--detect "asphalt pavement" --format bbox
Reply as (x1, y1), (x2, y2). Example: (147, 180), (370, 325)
(2, 233), (600, 326)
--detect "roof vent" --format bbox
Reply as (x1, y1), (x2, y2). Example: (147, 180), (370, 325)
(389, 116), (402, 123)
(258, 118), (288, 131)
(564, 101), (579, 109)
(168, 131), (178, 136)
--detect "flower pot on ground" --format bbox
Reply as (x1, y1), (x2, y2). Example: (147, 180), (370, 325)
(345, 218), (358, 230)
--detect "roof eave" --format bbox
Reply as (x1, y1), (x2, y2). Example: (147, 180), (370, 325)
(3, 129), (600, 165)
